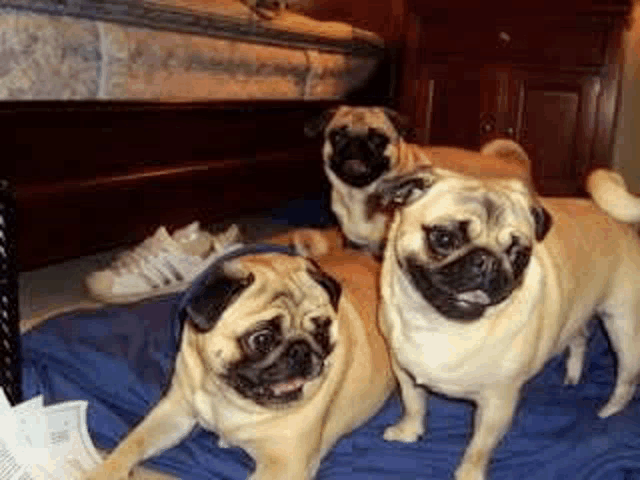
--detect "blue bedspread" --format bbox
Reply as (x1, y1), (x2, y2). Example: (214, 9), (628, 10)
(21, 291), (640, 480)
(18, 197), (640, 479)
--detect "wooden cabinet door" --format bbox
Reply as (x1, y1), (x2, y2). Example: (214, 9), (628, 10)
(403, 62), (619, 196)
(520, 72), (601, 196)
(417, 63), (482, 149)
(397, 5), (627, 197)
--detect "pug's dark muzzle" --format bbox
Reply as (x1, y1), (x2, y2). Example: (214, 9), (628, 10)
(405, 247), (530, 321)
(226, 338), (329, 407)
(328, 129), (390, 188)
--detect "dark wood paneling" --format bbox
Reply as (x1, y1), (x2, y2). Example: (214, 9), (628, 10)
(409, 0), (629, 18)
(2, 101), (342, 270)
(422, 18), (608, 68)
(7, 102), (329, 184)
(18, 148), (327, 268)
(397, 1), (629, 196)
(526, 88), (581, 195)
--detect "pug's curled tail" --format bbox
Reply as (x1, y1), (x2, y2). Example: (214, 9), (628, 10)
(586, 168), (640, 224)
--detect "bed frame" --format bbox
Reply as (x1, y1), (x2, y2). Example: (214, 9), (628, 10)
(3, 59), (395, 270)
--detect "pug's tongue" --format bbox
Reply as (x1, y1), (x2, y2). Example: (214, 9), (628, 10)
(271, 377), (306, 396)
(457, 290), (491, 305)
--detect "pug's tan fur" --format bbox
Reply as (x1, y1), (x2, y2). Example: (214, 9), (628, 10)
(86, 228), (394, 480)
(378, 166), (640, 480)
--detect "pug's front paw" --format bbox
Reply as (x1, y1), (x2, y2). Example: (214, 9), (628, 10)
(383, 418), (424, 443)
(454, 462), (486, 480)
(84, 463), (129, 480)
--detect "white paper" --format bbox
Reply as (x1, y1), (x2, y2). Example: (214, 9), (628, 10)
(0, 388), (103, 480)
(43, 400), (103, 478)
(0, 388), (11, 413)
(0, 409), (34, 480)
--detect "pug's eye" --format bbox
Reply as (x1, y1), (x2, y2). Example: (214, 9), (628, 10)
(507, 236), (532, 279)
(329, 127), (349, 146)
(367, 129), (389, 151)
(426, 225), (461, 255)
(311, 316), (332, 354)
(247, 329), (277, 354)
(243, 318), (282, 355)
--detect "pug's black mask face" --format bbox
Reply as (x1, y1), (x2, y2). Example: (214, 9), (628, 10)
(223, 316), (334, 407)
(404, 223), (532, 321)
(328, 126), (391, 188)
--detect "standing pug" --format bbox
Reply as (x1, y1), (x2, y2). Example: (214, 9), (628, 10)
(305, 105), (531, 255)
(375, 162), (640, 480)
(86, 229), (394, 480)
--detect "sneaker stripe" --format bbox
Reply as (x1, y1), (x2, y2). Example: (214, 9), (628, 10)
(145, 251), (188, 286)
(147, 259), (175, 286)
(138, 270), (162, 289)
(163, 260), (185, 282)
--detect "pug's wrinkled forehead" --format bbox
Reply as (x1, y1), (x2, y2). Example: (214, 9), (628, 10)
(182, 250), (342, 336)
(327, 106), (400, 139)
(235, 255), (340, 311)
(230, 255), (339, 322)
(405, 176), (541, 243)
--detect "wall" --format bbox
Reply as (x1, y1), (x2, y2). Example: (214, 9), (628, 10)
(612, 0), (640, 193)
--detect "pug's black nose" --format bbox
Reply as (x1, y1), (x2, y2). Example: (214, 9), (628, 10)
(470, 250), (499, 276)
(287, 341), (312, 375)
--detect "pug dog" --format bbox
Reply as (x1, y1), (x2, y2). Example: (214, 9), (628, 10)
(305, 105), (532, 255)
(86, 230), (394, 480)
(375, 163), (640, 480)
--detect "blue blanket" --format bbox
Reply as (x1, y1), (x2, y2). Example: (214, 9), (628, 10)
(21, 287), (640, 480)
(19, 197), (640, 479)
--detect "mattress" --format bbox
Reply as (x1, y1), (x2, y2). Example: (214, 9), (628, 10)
(0, 0), (384, 100)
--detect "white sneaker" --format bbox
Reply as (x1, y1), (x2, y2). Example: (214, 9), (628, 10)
(85, 222), (242, 304)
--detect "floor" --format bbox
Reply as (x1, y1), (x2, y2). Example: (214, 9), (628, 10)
(17, 216), (295, 479)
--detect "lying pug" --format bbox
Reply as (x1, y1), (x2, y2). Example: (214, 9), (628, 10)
(86, 228), (394, 480)
(305, 105), (532, 255)
(375, 162), (640, 480)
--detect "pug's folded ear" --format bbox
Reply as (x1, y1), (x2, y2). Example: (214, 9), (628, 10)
(306, 260), (342, 311)
(304, 107), (339, 138)
(184, 264), (255, 332)
(382, 107), (416, 139)
(530, 205), (553, 242)
(369, 166), (437, 212)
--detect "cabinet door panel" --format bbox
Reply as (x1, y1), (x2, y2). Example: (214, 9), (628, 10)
(526, 89), (580, 194)
(427, 65), (481, 149)
(522, 75), (599, 196)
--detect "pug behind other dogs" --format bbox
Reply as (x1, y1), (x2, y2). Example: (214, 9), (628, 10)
(376, 162), (640, 480)
(86, 229), (394, 480)
(305, 105), (532, 255)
